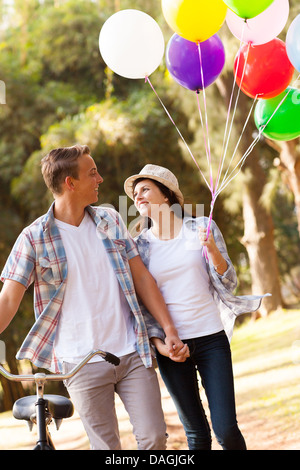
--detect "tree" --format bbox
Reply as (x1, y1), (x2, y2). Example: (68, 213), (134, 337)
(1, 0), (299, 412)
(267, 139), (300, 237)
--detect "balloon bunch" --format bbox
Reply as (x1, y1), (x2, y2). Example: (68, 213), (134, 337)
(99, 1), (300, 238)
(253, 12), (300, 142)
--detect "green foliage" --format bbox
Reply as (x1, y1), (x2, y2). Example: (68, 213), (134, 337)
(0, 0), (299, 280)
(0, 0), (299, 412)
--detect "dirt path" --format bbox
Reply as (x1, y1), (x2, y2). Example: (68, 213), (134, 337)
(0, 375), (187, 451)
(1, 369), (299, 451)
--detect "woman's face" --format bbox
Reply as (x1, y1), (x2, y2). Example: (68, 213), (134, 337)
(133, 179), (170, 217)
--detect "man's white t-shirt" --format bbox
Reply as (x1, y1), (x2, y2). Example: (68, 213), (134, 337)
(145, 223), (223, 340)
(54, 212), (136, 363)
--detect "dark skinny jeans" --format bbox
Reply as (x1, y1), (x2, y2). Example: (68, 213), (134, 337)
(156, 330), (246, 450)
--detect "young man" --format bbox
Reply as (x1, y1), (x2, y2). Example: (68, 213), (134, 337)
(0, 144), (185, 450)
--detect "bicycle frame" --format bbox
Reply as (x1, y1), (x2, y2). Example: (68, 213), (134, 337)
(0, 349), (120, 450)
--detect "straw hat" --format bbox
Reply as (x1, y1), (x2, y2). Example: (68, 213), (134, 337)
(124, 164), (184, 207)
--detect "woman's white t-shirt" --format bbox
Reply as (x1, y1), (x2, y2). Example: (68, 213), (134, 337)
(145, 222), (223, 340)
(54, 212), (136, 363)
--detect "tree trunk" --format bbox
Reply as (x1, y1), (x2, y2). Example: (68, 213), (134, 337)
(217, 78), (283, 316)
(268, 138), (300, 237)
(241, 149), (283, 316)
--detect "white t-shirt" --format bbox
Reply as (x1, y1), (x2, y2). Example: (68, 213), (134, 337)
(54, 212), (136, 363)
(146, 222), (223, 340)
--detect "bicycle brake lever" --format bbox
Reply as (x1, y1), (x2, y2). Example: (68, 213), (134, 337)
(103, 351), (120, 366)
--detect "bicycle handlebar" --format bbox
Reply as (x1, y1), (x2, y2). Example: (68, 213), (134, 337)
(0, 349), (120, 384)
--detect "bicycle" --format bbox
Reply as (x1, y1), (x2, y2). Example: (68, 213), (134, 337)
(0, 349), (120, 450)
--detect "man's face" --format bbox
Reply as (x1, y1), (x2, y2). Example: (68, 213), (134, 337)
(74, 153), (103, 205)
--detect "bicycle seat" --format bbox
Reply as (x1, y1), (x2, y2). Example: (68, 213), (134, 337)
(13, 394), (74, 421)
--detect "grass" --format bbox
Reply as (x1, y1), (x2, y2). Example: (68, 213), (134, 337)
(230, 308), (300, 450)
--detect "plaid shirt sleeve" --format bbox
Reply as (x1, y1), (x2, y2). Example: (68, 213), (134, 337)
(201, 218), (266, 339)
(1, 230), (36, 288)
(205, 219), (238, 291)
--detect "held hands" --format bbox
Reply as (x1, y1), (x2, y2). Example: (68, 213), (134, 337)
(152, 337), (190, 363)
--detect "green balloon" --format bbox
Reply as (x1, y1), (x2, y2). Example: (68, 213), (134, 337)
(223, 0), (275, 19)
(254, 87), (300, 141)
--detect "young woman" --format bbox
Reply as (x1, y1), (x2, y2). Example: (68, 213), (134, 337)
(124, 164), (266, 450)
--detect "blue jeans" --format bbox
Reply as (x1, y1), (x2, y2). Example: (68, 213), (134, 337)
(156, 330), (246, 450)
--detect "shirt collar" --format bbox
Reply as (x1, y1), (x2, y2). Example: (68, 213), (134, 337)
(41, 202), (109, 231)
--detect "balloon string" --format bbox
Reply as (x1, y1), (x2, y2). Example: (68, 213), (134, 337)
(146, 75), (215, 262)
(197, 43), (214, 194)
(203, 194), (216, 261)
(197, 43), (218, 259)
(214, 23), (247, 196)
(196, 91), (212, 189)
(216, 134), (261, 195)
(196, 42), (216, 263)
(215, 94), (259, 197)
(197, 27), (249, 260)
(197, 33), (249, 261)
(216, 72), (300, 195)
(145, 75), (211, 191)
(219, 20), (247, 171)
(217, 39), (250, 195)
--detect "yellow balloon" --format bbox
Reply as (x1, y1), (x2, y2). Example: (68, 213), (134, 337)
(162, 0), (228, 43)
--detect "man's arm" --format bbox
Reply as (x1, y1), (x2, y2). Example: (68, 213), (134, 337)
(129, 255), (184, 357)
(0, 280), (26, 333)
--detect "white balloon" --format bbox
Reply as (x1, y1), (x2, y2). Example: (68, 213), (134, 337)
(226, 0), (289, 45)
(99, 9), (165, 79)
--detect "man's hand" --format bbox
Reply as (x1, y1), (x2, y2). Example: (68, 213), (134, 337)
(163, 325), (186, 358)
(152, 337), (190, 363)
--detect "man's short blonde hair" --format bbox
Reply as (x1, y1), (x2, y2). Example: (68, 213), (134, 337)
(41, 144), (90, 195)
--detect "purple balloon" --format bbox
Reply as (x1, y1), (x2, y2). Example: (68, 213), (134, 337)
(166, 34), (225, 92)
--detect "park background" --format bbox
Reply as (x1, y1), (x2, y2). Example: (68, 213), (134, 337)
(0, 0), (300, 450)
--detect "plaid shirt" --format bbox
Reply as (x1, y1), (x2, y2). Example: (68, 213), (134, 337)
(1, 203), (152, 372)
(136, 217), (268, 342)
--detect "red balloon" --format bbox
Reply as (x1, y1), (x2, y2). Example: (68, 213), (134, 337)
(234, 38), (294, 99)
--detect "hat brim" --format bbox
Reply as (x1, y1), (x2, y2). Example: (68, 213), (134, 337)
(124, 173), (184, 207)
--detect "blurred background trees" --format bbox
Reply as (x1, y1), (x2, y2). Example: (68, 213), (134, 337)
(0, 0), (299, 409)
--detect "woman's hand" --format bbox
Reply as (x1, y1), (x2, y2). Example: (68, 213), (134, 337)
(151, 338), (190, 363)
(198, 227), (228, 275)
(198, 227), (217, 252)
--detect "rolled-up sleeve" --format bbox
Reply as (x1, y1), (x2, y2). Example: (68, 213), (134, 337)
(1, 231), (35, 289)
(141, 304), (165, 341)
(209, 220), (237, 293)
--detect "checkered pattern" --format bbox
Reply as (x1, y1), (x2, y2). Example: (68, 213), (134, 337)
(136, 217), (267, 342)
(1, 203), (152, 372)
